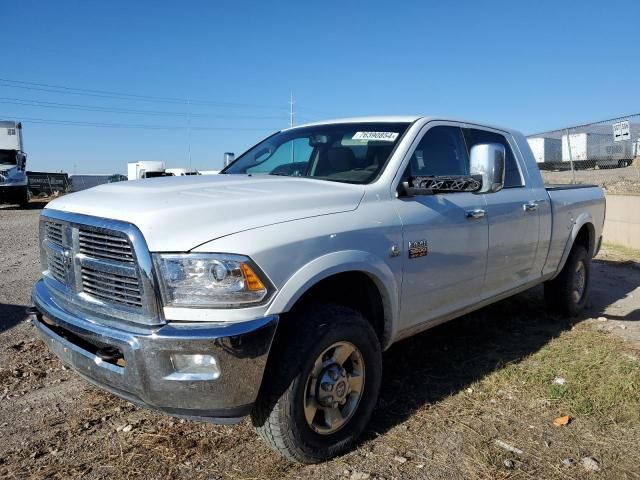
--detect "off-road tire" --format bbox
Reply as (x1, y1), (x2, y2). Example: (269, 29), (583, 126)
(251, 304), (382, 463)
(544, 245), (590, 317)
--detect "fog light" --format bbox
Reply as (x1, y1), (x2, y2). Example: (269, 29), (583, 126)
(167, 353), (221, 381)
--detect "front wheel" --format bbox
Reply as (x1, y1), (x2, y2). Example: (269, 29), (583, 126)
(251, 305), (382, 463)
(17, 186), (30, 208)
(544, 245), (590, 317)
(12, 186), (31, 208)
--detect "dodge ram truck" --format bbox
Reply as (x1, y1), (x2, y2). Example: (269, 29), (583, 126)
(30, 116), (605, 463)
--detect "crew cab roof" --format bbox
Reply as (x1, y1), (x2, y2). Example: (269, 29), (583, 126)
(289, 116), (423, 129)
(288, 116), (517, 136)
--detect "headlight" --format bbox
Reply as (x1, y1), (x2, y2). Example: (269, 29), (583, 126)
(153, 253), (273, 308)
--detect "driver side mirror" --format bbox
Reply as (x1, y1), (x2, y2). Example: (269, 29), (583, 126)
(470, 143), (505, 194)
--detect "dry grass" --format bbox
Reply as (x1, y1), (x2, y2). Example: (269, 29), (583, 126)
(600, 243), (640, 263)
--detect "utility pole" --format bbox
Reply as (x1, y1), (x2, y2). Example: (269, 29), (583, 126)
(187, 99), (192, 169)
(289, 92), (294, 128)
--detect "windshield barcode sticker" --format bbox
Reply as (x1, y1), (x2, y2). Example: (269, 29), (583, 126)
(352, 131), (399, 142)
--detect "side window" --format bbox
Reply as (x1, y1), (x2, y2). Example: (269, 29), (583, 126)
(408, 126), (469, 177)
(463, 129), (523, 188)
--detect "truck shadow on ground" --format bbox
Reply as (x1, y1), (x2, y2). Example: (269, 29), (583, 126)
(0, 303), (29, 333)
(367, 260), (638, 439)
(589, 259), (640, 321)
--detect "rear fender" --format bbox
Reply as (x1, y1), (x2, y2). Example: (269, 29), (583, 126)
(553, 213), (595, 279)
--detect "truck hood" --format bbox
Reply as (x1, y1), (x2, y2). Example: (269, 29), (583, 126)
(45, 175), (365, 251)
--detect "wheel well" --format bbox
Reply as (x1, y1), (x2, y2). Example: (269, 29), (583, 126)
(574, 223), (594, 256)
(289, 272), (386, 345)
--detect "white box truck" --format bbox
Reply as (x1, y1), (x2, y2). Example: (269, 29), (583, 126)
(0, 120), (29, 206)
(527, 137), (562, 169)
(127, 161), (167, 180)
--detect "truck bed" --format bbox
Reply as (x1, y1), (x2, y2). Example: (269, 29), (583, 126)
(545, 184), (598, 191)
(543, 184), (605, 277)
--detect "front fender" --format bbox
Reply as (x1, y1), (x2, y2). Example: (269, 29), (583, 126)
(265, 250), (399, 347)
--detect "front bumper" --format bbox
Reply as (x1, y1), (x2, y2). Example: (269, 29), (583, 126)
(31, 279), (278, 423)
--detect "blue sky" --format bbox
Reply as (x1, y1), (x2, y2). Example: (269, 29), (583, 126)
(3, 0), (638, 174)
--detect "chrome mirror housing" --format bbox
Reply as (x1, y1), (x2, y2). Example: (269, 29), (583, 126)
(470, 143), (505, 194)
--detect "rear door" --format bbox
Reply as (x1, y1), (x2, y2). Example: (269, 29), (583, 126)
(463, 127), (541, 297)
(394, 123), (488, 330)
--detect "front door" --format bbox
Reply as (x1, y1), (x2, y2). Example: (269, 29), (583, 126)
(463, 127), (540, 297)
(395, 124), (489, 331)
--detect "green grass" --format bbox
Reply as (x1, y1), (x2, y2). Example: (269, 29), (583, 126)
(484, 325), (640, 427)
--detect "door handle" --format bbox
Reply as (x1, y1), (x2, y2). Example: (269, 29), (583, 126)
(465, 208), (486, 219)
(523, 201), (539, 212)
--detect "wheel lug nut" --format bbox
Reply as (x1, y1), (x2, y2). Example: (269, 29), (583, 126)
(320, 382), (333, 392)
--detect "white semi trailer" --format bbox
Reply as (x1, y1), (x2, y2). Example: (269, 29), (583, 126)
(526, 137), (562, 169)
(0, 120), (29, 206)
(127, 161), (167, 180)
(562, 131), (637, 168)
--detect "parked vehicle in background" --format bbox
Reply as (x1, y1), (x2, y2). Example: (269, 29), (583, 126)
(527, 137), (562, 169)
(108, 174), (128, 183)
(199, 170), (220, 175)
(0, 120), (29, 206)
(27, 171), (69, 197)
(165, 168), (201, 176)
(562, 129), (639, 168)
(31, 116), (605, 463)
(127, 161), (167, 180)
(69, 174), (114, 192)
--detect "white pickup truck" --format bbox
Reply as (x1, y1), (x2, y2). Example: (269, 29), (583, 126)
(31, 116), (605, 463)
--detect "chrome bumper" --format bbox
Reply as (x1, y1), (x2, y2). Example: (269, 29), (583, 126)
(31, 279), (278, 423)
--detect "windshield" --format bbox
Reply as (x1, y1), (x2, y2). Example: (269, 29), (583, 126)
(0, 150), (17, 166)
(223, 122), (410, 184)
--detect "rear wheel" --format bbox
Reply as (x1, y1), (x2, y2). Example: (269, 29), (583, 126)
(251, 304), (382, 463)
(544, 245), (590, 317)
(618, 159), (631, 168)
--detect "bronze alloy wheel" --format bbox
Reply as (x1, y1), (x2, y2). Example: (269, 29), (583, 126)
(303, 341), (365, 435)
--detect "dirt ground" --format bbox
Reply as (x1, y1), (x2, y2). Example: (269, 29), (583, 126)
(1, 202), (639, 479)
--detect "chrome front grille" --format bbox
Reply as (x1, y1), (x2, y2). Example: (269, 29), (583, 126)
(80, 265), (143, 308)
(46, 249), (68, 284)
(45, 221), (64, 246)
(78, 229), (135, 263)
(40, 211), (160, 325)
